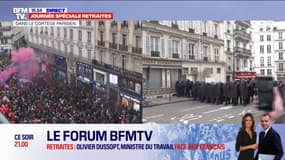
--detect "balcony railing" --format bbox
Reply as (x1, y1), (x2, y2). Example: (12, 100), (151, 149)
(234, 29), (251, 41)
(119, 44), (128, 51)
(234, 47), (251, 55)
(97, 40), (105, 47)
(151, 51), (160, 57)
(172, 53), (180, 58)
(109, 42), (117, 49)
(132, 47), (142, 54)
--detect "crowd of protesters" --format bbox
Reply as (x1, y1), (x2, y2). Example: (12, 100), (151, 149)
(0, 53), (141, 123)
(175, 79), (257, 106)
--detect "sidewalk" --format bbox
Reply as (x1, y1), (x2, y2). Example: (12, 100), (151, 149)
(144, 96), (192, 107)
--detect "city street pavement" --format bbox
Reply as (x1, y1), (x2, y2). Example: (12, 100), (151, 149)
(143, 99), (264, 124)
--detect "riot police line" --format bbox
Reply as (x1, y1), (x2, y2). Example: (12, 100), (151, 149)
(175, 79), (256, 106)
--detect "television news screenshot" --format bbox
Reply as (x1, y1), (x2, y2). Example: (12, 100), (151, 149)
(0, 1), (285, 160)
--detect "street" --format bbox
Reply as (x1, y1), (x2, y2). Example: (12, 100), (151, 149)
(143, 100), (264, 123)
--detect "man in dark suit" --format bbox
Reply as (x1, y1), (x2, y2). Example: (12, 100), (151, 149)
(255, 113), (284, 160)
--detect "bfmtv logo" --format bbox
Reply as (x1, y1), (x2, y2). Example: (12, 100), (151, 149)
(13, 8), (28, 20)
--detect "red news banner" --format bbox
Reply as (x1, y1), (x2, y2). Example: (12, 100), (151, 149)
(29, 12), (113, 20)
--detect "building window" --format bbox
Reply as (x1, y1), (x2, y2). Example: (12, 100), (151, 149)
(133, 58), (141, 73)
(99, 50), (104, 64)
(112, 53), (116, 68)
(226, 40), (231, 50)
(260, 45), (264, 54)
(279, 63), (284, 72)
(203, 46), (208, 60)
(64, 28), (67, 39)
(266, 27), (270, 31)
(260, 35), (264, 41)
(279, 32), (283, 40)
(172, 40), (179, 54)
(260, 57), (264, 67)
(260, 69), (265, 75)
(150, 36), (159, 51)
(189, 43), (194, 59)
(96, 72), (105, 84)
(135, 36), (141, 48)
(183, 68), (189, 74)
(214, 48), (219, 62)
(51, 27), (54, 36)
(267, 69), (272, 76)
(122, 34), (127, 46)
(112, 33), (116, 44)
(214, 23), (218, 36)
(57, 28), (60, 37)
(267, 35), (271, 41)
(259, 28), (263, 32)
(122, 55), (127, 70)
(236, 59), (240, 70)
(78, 30), (82, 41)
(70, 29), (73, 40)
(86, 21), (92, 26)
(279, 42), (283, 49)
(78, 47), (82, 58)
(99, 31), (104, 42)
(217, 68), (221, 74)
(87, 50), (91, 60)
(267, 56), (271, 66)
(279, 52), (283, 60)
(244, 59), (247, 68)
(228, 65), (231, 71)
(267, 45), (271, 53)
(87, 32), (91, 43)
(227, 21), (230, 32)
(250, 60), (253, 70)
